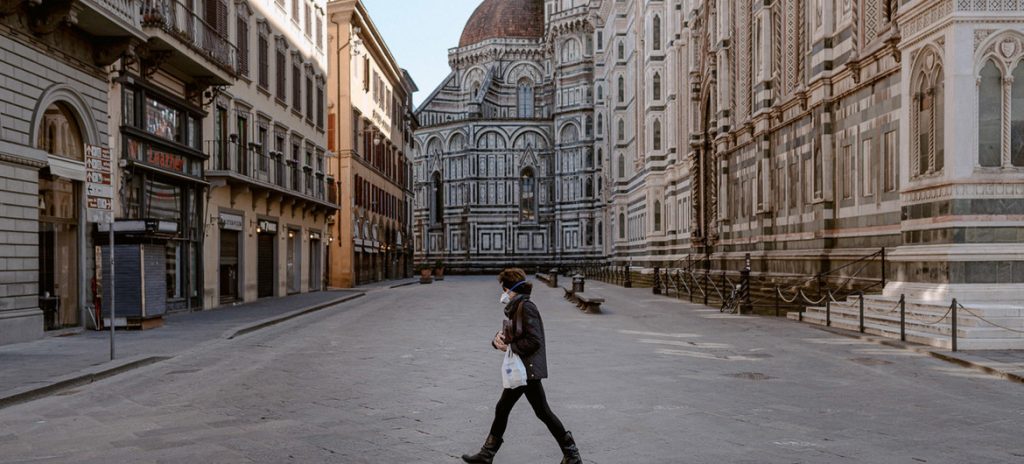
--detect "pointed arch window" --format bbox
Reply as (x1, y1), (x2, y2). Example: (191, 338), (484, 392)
(520, 167), (537, 222)
(597, 221), (603, 245)
(653, 200), (662, 231)
(518, 79), (534, 118)
(652, 15), (662, 51)
(585, 116), (593, 137)
(617, 119), (625, 141)
(585, 177), (594, 197)
(431, 171), (443, 224)
(652, 72), (662, 100)
(618, 212), (625, 239)
(617, 153), (625, 178)
(910, 50), (944, 178)
(979, 59), (1002, 167)
(617, 41), (624, 60)
(652, 119), (662, 150)
(617, 76), (625, 103)
(597, 114), (604, 134)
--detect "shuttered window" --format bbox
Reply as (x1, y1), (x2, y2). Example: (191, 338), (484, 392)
(258, 32), (268, 89)
(276, 40), (286, 102)
(236, 14), (249, 77)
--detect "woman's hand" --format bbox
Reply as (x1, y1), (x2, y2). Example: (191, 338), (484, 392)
(493, 332), (508, 351)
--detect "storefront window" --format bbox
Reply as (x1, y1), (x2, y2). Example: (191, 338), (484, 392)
(146, 179), (181, 222)
(146, 98), (180, 142)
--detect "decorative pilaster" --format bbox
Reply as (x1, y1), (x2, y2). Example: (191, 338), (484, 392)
(1003, 75), (1013, 169)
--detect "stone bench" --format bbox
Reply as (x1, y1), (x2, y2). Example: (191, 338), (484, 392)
(574, 293), (604, 314)
(561, 284), (575, 300)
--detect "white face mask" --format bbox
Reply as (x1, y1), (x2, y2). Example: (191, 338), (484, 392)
(500, 291), (511, 305)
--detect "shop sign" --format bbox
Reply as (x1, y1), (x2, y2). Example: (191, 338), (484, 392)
(219, 212), (244, 231)
(147, 149), (186, 173)
(85, 145), (113, 224)
(258, 220), (278, 234)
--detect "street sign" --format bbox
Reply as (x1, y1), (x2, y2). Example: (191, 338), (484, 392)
(85, 145), (113, 224)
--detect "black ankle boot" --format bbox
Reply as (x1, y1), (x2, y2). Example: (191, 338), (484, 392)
(462, 435), (502, 463)
(558, 431), (582, 464)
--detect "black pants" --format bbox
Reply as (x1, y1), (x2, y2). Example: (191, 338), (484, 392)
(489, 379), (567, 440)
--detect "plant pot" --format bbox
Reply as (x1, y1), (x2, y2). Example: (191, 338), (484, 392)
(419, 268), (433, 284)
(433, 267), (445, 280)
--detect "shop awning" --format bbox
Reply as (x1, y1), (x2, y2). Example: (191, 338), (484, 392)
(47, 155), (86, 181)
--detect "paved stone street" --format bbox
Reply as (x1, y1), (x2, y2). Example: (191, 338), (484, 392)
(1, 277), (1023, 463)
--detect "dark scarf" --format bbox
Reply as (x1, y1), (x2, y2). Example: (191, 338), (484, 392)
(504, 293), (530, 319)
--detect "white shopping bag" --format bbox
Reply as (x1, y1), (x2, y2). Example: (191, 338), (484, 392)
(501, 348), (528, 389)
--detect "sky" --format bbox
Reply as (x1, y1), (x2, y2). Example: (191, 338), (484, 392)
(361, 0), (482, 109)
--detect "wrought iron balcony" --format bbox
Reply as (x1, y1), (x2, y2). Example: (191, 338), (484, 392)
(77, 0), (146, 40)
(140, 0), (237, 78)
(206, 140), (336, 210)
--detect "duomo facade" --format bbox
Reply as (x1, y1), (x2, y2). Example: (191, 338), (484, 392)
(413, 0), (1024, 305)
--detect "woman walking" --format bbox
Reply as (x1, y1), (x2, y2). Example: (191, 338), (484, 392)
(462, 268), (583, 464)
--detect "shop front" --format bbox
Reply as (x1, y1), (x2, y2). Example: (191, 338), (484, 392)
(257, 219), (278, 298)
(106, 80), (207, 314)
(218, 211), (243, 304)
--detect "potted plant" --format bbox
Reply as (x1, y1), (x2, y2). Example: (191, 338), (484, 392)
(417, 263), (434, 284)
(433, 259), (445, 281)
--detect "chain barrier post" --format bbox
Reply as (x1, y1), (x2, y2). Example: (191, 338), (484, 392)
(774, 287), (780, 317)
(899, 294), (906, 342)
(859, 292), (865, 334)
(881, 247), (887, 289)
(653, 266), (661, 295)
(741, 253), (752, 314)
(951, 298), (958, 352)
(826, 299), (831, 327)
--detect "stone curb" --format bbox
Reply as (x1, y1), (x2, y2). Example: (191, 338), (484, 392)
(814, 326), (1024, 385)
(388, 280), (418, 289)
(223, 292), (366, 340)
(0, 355), (169, 411)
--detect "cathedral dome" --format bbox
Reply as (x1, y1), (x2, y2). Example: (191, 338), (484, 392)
(458, 0), (545, 48)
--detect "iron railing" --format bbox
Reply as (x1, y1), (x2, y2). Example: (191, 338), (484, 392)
(141, 0), (237, 76)
(206, 140), (330, 204)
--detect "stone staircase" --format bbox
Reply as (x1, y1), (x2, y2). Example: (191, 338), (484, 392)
(788, 294), (1024, 350)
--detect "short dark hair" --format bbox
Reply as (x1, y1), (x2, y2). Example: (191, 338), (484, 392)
(498, 268), (527, 290)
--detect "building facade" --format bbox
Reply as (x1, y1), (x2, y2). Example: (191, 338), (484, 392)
(415, 0), (1024, 308)
(327, 0), (416, 288)
(414, 0), (599, 272)
(202, 0), (336, 308)
(0, 0), (145, 344)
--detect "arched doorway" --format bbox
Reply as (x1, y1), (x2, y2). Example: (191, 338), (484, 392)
(37, 102), (84, 330)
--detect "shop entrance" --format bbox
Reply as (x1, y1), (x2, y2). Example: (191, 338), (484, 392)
(286, 228), (300, 294)
(257, 231), (275, 298)
(38, 177), (79, 329)
(308, 233), (322, 291)
(219, 229), (239, 303)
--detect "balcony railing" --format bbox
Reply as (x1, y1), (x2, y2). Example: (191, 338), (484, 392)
(141, 0), (237, 76)
(100, 0), (141, 26)
(206, 140), (332, 205)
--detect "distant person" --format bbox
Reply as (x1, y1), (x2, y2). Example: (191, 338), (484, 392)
(462, 268), (582, 464)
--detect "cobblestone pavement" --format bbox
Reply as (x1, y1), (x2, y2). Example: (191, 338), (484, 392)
(0, 290), (359, 397)
(1, 276), (1023, 463)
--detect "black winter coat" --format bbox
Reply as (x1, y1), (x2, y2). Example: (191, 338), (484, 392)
(495, 293), (548, 380)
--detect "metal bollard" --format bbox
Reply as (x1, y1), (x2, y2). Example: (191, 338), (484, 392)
(859, 293), (865, 334)
(774, 287), (780, 317)
(826, 299), (831, 327)
(951, 298), (958, 352)
(653, 266), (661, 295)
(899, 294), (906, 342)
